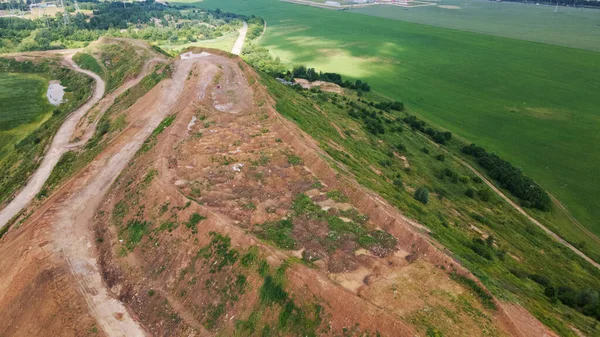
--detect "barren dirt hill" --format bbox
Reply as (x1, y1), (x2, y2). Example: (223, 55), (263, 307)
(0, 50), (558, 337)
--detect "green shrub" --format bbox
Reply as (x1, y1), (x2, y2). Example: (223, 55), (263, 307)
(414, 186), (429, 204)
(186, 213), (206, 233)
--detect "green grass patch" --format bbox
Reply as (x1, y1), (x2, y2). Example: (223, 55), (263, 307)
(450, 272), (496, 310)
(121, 219), (150, 251)
(256, 219), (296, 250)
(37, 150), (78, 198)
(186, 212), (206, 233)
(138, 114), (176, 154)
(73, 52), (104, 77)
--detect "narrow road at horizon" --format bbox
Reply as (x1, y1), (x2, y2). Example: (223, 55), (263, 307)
(231, 21), (248, 55)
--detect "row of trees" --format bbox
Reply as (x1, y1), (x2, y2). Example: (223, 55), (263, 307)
(461, 144), (551, 211)
(402, 115), (452, 145)
(500, 0), (600, 8)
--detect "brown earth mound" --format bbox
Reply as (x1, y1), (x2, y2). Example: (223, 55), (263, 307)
(0, 46), (558, 337)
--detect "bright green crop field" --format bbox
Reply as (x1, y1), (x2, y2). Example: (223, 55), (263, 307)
(352, 0), (600, 53)
(0, 72), (53, 160)
(178, 0), (600, 241)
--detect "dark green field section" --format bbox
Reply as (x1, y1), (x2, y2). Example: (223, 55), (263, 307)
(0, 72), (53, 158)
(0, 72), (51, 131)
(178, 0), (600, 237)
(351, 0), (600, 53)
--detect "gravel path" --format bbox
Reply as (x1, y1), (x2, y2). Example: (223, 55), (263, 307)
(231, 21), (248, 55)
(50, 57), (211, 337)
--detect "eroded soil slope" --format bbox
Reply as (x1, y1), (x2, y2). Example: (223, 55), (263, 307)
(0, 50), (557, 337)
(93, 51), (521, 337)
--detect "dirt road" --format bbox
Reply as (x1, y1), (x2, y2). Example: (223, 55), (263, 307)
(0, 53), (105, 229)
(71, 56), (166, 146)
(410, 130), (600, 270)
(44, 55), (211, 336)
(231, 21), (248, 55)
(458, 157), (600, 270)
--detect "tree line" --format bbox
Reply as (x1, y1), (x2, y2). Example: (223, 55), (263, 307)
(402, 115), (452, 145)
(0, 1), (249, 53)
(462, 144), (551, 211)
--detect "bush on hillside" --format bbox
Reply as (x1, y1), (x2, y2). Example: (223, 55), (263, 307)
(414, 186), (429, 204)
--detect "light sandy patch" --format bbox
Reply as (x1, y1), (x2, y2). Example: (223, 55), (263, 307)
(180, 51), (211, 60)
(329, 266), (371, 293)
(294, 78), (344, 94)
(317, 199), (353, 211)
(438, 5), (461, 9)
(47, 80), (66, 106)
(522, 107), (564, 120)
(187, 115), (197, 131)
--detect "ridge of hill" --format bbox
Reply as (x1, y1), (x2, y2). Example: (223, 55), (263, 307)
(0, 41), (597, 337)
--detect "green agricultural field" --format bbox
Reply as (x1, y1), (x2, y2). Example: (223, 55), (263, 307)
(0, 72), (53, 160)
(177, 0), (600, 242)
(351, 0), (600, 53)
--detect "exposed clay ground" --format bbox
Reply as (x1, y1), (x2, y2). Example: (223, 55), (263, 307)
(0, 48), (560, 337)
(294, 78), (344, 94)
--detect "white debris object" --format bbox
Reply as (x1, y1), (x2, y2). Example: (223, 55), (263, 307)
(232, 163), (244, 172)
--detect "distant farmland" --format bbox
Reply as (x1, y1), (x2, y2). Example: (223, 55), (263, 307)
(0, 72), (53, 161)
(351, 0), (600, 53)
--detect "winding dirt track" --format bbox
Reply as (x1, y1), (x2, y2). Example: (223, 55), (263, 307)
(15, 55), (213, 336)
(0, 53), (105, 229)
(71, 56), (166, 146)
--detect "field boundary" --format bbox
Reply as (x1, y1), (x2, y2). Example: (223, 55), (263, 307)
(548, 193), (600, 245)
(414, 131), (600, 270)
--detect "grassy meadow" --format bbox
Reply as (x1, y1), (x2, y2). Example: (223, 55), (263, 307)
(0, 72), (53, 161)
(177, 0), (600, 241)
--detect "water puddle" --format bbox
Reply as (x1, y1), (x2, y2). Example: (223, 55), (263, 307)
(47, 80), (65, 106)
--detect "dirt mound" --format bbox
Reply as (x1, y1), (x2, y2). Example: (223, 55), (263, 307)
(0, 47), (558, 337)
(295, 78), (344, 94)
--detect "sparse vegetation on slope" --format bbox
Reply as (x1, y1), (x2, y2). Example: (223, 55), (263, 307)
(261, 73), (600, 336)
(184, 0), (600, 244)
